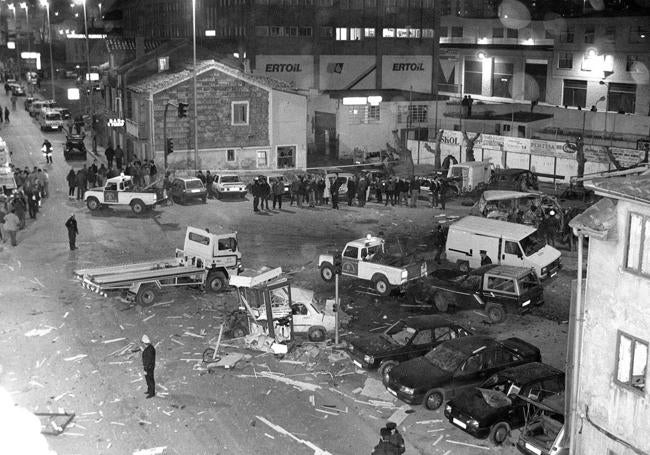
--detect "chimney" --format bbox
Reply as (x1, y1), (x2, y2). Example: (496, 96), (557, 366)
(135, 36), (145, 60)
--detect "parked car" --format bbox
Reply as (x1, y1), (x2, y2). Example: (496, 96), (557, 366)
(415, 264), (544, 323)
(54, 107), (72, 121)
(171, 177), (207, 204)
(213, 174), (247, 199)
(63, 133), (87, 161)
(38, 108), (64, 131)
(29, 99), (57, 117)
(488, 168), (539, 192)
(516, 392), (568, 455)
(24, 96), (35, 111)
(383, 335), (541, 410)
(444, 362), (565, 444)
(8, 83), (25, 96)
(4, 79), (17, 93)
(347, 315), (472, 376)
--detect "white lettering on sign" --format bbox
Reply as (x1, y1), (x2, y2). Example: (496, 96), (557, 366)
(107, 118), (125, 128)
(392, 63), (425, 71)
(265, 64), (302, 72)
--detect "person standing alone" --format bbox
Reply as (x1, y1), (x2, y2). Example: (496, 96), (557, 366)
(65, 214), (78, 250)
(141, 335), (156, 398)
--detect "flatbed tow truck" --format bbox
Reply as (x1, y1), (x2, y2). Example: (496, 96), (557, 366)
(74, 227), (243, 305)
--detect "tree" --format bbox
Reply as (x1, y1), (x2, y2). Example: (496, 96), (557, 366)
(604, 146), (622, 170)
(461, 131), (481, 162)
(423, 129), (444, 169)
(388, 130), (415, 177)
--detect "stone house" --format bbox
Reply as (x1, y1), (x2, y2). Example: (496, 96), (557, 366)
(568, 175), (650, 454)
(124, 59), (306, 172)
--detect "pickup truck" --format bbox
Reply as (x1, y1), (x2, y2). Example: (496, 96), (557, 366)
(413, 264), (544, 323)
(84, 174), (160, 214)
(318, 234), (429, 296)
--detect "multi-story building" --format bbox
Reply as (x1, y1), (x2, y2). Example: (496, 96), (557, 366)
(568, 175), (650, 454)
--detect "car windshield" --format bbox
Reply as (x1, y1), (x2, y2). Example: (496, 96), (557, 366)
(186, 180), (204, 189)
(382, 320), (416, 346)
(481, 374), (521, 396)
(518, 272), (539, 291)
(46, 113), (61, 120)
(221, 176), (241, 183)
(424, 343), (466, 372)
(520, 231), (546, 256)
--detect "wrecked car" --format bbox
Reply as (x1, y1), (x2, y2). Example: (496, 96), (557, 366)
(346, 315), (471, 376)
(383, 335), (541, 410)
(444, 362), (564, 445)
(488, 168), (539, 192)
(516, 392), (568, 455)
(418, 264), (544, 323)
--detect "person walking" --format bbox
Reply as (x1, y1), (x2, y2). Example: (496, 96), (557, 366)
(27, 189), (40, 219)
(4, 106), (9, 123)
(272, 177), (284, 210)
(251, 177), (262, 212)
(4, 209), (19, 246)
(65, 214), (78, 250)
(76, 166), (87, 200)
(12, 191), (26, 229)
(330, 174), (341, 209)
(261, 177), (271, 211)
(42, 139), (53, 164)
(114, 145), (124, 170)
(347, 176), (356, 206)
(438, 179), (447, 210)
(357, 176), (368, 207)
(66, 168), (77, 198)
(409, 178), (420, 208)
(430, 177), (440, 208)
(104, 143), (115, 168)
(141, 334), (156, 398)
(385, 422), (405, 454)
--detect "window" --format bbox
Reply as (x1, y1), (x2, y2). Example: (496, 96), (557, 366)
(231, 101), (249, 125)
(422, 29), (434, 38)
(343, 246), (359, 258)
(364, 27), (375, 38)
(412, 329), (433, 345)
(558, 52), (573, 69)
(464, 60), (482, 95)
(629, 26), (649, 44)
(460, 353), (483, 374)
(560, 26), (574, 43)
(292, 303), (308, 315)
(227, 149), (235, 161)
(188, 232), (210, 245)
(434, 327), (456, 341)
(349, 28), (362, 40)
(299, 27), (312, 37)
(584, 25), (595, 43)
(487, 276), (516, 293)
(608, 83), (636, 113)
(506, 28), (518, 39)
(285, 26), (298, 37)
(493, 62), (514, 98)
(604, 26), (616, 42)
(368, 105), (380, 121)
(625, 212), (650, 273)
(277, 145), (296, 168)
(270, 26), (283, 37)
(320, 26), (333, 38)
(492, 27), (504, 38)
(256, 150), (268, 167)
(616, 331), (647, 392)
(626, 55), (641, 72)
(382, 28), (396, 38)
(451, 26), (463, 38)
(439, 26), (448, 37)
(397, 104), (428, 124)
(504, 241), (520, 255)
(563, 79), (587, 108)
(336, 27), (348, 40)
(348, 105), (380, 124)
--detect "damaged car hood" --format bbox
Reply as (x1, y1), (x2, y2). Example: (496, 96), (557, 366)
(389, 357), (451, 389)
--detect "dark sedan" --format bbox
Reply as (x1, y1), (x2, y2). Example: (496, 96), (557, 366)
(346, 316), (471, 376)
(444, 362), (564, 445)
(383, 336), (541, 410)
(171, 177), (207, 204)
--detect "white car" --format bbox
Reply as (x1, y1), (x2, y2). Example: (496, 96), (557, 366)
(213, 174), (247, 199)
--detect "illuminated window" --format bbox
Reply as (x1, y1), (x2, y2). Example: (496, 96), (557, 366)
(257, 150), (268, 167)
(349, 28), (362, 40)
(615, 331), (647, 393)
(336, 27), (348, 40)
(364, 28), (375, 38)
(382, 28), (396, 38)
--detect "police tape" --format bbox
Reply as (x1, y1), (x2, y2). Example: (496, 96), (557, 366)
(81, 281), (107, 297)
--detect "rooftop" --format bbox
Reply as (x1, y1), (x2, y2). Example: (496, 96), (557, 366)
(590, 173), (650, 205)
(569, 198), (617, 240)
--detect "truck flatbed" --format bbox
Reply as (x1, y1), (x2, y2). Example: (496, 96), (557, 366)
(76, 260), (204, 287)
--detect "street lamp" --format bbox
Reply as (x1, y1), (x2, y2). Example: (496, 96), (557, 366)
(40, 0), (55, 100)
(19, 2), (29, 52)
(191, 0), (198, 169)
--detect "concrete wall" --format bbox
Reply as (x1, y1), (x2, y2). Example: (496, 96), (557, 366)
(575, 199), (650, 454)
(336, 102), (399, 159)
(270, 89), (308, 170)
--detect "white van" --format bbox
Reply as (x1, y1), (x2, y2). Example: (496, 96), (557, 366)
(445, 216), (561, 279)
(38, 108), (64, 131)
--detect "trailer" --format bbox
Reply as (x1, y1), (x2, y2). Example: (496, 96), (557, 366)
(74, 227), (243, 305)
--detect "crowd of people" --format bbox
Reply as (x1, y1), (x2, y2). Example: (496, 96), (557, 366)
(0, 165), (50, 246)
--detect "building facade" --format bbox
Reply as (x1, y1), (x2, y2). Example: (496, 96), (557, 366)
(125, 60), (307, 171)
(569, 176), (650, 455)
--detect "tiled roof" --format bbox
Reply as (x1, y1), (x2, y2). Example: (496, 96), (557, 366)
(590, 173), (650, 205)
(106, 38), (164, 53)
(129, 59), (298, 95)
(568, 197), (617, 240)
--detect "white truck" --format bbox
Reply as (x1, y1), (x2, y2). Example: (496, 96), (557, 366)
(74, 227), (243, 305)
(84, 174), (160, 214)
(445, 216), (561, 280)
(318, 235), (429, 296)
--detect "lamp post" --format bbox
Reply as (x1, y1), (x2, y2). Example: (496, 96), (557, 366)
(19, 2), (29, 51)
(192, 0), (198, 169)
(40, 0), (55, 100)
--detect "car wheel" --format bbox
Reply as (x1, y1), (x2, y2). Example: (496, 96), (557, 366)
(424, 390), (444, 410)
(486, 303), (506, 323)
(378, 360), (399, 378)
(373, 275), (391, 296)
(136, 285), (158, 306)
(206, 271), (227, 292)
(433, 292), (449, 313)
(86, 197), (100, 211)
(131, 200), (145, 214)
(489, 422), (511, 445)
(308, 326), (327, 342)
(320, 264), (334, 282)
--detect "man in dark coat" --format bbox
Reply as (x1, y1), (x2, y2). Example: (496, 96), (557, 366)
(371, 427), (400, 455)
(480, 250), (492, 266)
(385, 422), (405, 454)
(141, 334), (156, 398)
(114, 145), (124, 170)
(76, 166), (87, 200)
(330, 174), (341, 209)
(347, 177), (356, 206)
(251, 177), (262, 212)
(65, 214), (78, 250)
(104, 144), (115, 168)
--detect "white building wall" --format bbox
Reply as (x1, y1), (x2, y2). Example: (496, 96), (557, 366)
(270, 89), (308, 170)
